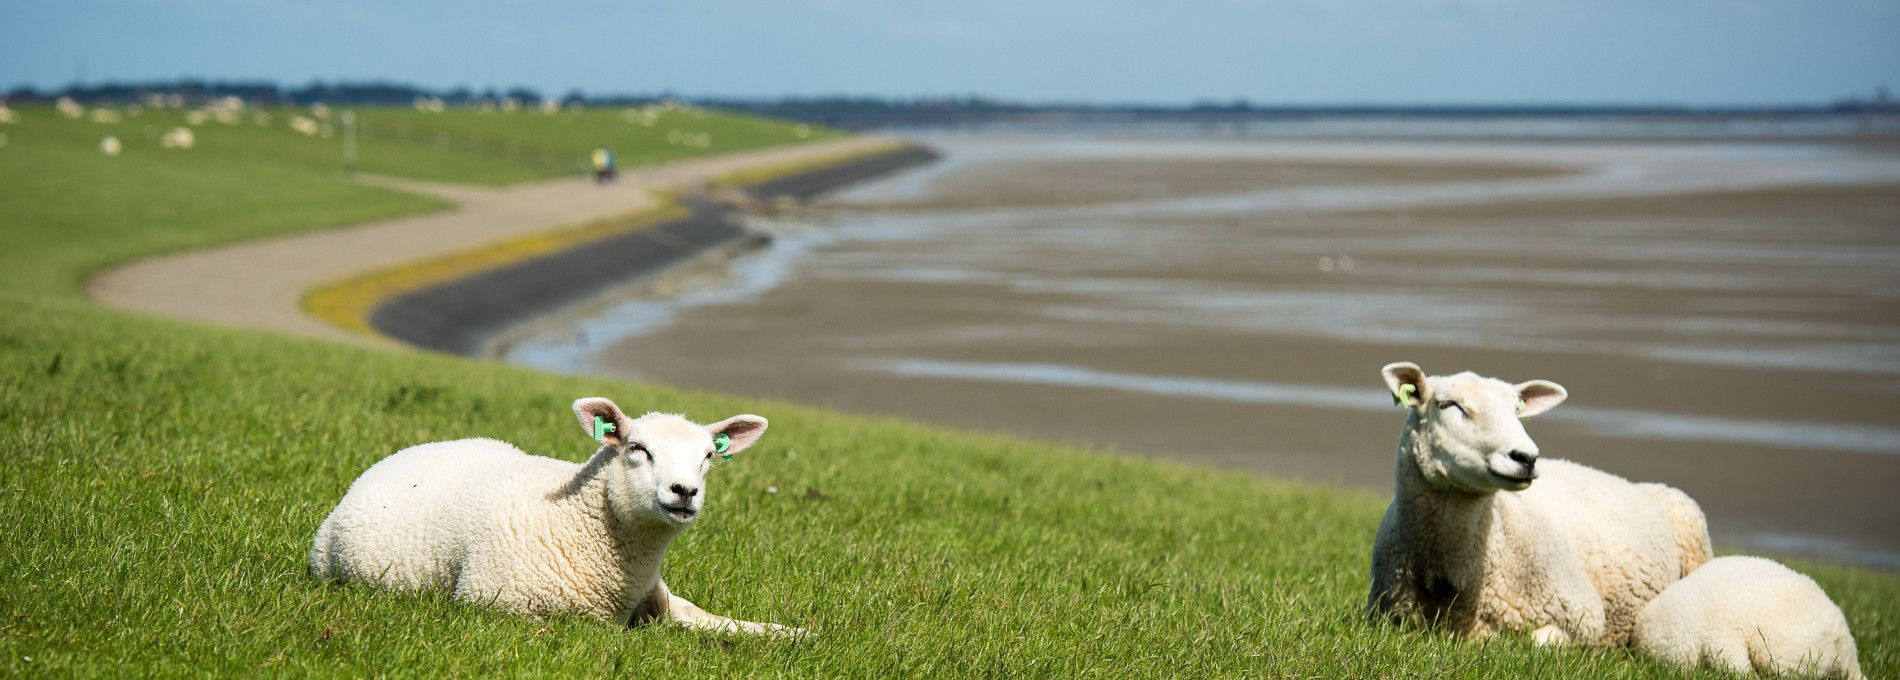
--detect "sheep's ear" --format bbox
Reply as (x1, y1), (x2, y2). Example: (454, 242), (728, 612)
(573, 397), (631, 446)
(1514, 380), (1567, 418)
(706, 415), (768, 456)
(1382, 362), (1428, 409)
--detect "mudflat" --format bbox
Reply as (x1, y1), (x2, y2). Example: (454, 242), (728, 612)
(529, 133), (1900, 567)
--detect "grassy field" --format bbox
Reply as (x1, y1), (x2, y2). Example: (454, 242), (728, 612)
(0, 103), (829, 297)
(0, 103), (1894, 676)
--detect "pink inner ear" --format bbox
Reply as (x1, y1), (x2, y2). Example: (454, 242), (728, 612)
(1516, 381), (1568, 417)
(707, 415), (768, 454)
(573, 398), (629, 445)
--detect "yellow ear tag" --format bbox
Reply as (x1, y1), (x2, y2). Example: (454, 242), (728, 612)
(1393, 383), (1417, 408)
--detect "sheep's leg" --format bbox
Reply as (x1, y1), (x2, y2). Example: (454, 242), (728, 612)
(650, 582), (809, 638)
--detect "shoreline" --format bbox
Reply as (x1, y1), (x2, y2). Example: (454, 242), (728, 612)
(86, 135), (917, 346)
(367, 144), (940, 354)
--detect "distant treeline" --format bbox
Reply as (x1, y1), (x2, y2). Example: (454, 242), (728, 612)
(9, 78), (1897, 129)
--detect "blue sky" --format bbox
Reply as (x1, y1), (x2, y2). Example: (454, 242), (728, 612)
(3, 0), (1897, 105)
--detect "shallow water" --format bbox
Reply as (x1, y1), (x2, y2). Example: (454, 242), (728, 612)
(504, 128), (1900, 567)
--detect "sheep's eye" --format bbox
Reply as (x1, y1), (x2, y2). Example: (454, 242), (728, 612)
(1438, 401), (1467, 416)
(704, 451), (714, 461)
(628, 444), (652, 461)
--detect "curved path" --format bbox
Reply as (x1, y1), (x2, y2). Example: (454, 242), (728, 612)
(87, 136), (904, 347)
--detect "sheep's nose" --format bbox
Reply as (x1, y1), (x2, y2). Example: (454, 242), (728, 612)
(1507, 450), (1538, 469)
(669, 483), (699, 498)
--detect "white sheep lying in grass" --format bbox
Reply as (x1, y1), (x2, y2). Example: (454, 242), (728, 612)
(309, 397), (803, 637)
(1365, 362), (1711, 647)
(1634, 556), (1862, 678)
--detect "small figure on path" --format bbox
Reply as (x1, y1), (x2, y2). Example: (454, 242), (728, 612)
(591, 147), (617, 184)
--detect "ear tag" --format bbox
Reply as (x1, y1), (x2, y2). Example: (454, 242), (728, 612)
(1393, 383), (1417, 409)
(714, 432), (732, 461)
(593, 416), (616, 443)
(1517, 396), (1528, 419)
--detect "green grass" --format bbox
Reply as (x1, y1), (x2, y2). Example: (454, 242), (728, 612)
(0, 103), (1894, 677)
(4, 296), (1895, 676)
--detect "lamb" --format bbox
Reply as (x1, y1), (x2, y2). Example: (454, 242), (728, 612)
(308, 397), (804, 637)
(1364, 362), (1711, 647)
(1633, 556), (1862, 678)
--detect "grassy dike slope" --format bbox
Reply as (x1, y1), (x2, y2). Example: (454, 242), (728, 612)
(2, 109), (1895, 676)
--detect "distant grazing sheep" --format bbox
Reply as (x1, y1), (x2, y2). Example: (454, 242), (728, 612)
(98, 135), (121, 157)
(1634, 556), (1861, 678)
(160, 127), (194, 150)
(288, 116), (319, 136)
(1365, 362), (1710, 646)
(308, 398), (803, 637)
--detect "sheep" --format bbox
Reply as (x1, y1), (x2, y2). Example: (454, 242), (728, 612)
(160, 127), (194, 150)
(98, 135), (121, 157)
(308, 397), (804, 637)
(1364, 362), (1711, 647)
(1633, 556), (1862, 678)
(288, 116), (319, 136)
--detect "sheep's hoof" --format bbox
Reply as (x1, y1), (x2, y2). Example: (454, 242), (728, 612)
(1531, 625), (1571, 647)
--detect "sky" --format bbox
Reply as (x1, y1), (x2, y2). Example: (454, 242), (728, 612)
(3, 0), (1897, 105)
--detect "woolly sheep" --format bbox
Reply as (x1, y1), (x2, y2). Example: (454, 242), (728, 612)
(1364, 362), (1711, 647)
(98, 135), (121, 157)
(1634, 556), (1862, 678)
(308, 397), (803, 637)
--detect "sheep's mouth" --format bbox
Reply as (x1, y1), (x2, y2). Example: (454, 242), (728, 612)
(1489, 469), (1536, 487)
(659, 503), (698, 521)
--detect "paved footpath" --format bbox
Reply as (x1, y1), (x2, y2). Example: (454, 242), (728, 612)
(87, 136), (900, 347)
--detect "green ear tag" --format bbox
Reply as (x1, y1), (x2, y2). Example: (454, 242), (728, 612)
(593, 416), (616, 443)
(714, 432), (732, 461)
(1393, 383), (1417, 408)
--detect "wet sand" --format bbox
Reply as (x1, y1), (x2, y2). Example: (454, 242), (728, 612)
(509, 133), (1900, 567)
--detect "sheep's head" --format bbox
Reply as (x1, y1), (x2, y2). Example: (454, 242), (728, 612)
(1382, 362), (1566, 494)
(572, 397), (767, 526)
